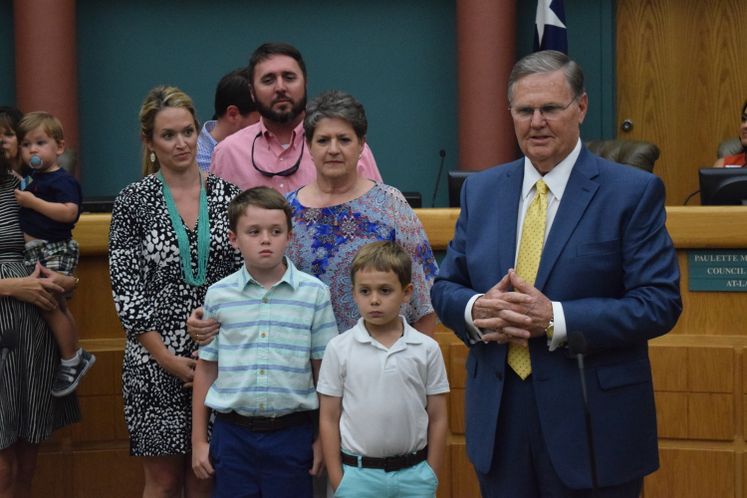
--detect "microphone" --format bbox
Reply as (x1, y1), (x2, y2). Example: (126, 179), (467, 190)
(568, 331), (599, 496)
(430, 149), (446, 207)
(0, 328), (18, 382)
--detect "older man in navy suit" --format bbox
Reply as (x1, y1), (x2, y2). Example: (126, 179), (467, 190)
(431, 51), (682, 498)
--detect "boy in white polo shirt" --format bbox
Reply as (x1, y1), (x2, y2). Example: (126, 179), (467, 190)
(191, 186), (337, 498)
(318, 241), (449, 498)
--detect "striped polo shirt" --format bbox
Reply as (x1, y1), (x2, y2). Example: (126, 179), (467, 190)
(200, 258), (338, 417)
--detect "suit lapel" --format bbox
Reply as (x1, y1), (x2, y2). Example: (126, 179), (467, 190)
(496, 162), (523, 276)
(535, 149), (599, 290)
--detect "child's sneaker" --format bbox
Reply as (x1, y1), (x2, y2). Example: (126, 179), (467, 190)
(51, 349), (96, 397)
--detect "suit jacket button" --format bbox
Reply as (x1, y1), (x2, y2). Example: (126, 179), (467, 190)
(495, 371), (503, 380)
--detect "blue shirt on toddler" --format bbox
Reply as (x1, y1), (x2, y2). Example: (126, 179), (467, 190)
(19, 169), (82, 241)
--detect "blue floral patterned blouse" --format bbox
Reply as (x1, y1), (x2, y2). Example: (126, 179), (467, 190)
(286, 183), (438, 333)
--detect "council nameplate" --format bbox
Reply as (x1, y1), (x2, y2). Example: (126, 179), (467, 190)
(688, 250), (747, 292)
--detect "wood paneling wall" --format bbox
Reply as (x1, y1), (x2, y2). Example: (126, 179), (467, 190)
(32, 208), (747, 497)
(616, 0), (747, 207)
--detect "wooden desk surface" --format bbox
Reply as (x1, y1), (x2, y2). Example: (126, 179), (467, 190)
(74, 206), (747, 254)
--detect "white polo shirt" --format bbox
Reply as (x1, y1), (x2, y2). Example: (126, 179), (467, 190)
(317, 317), (450, 458)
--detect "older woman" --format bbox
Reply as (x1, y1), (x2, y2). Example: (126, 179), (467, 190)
(286, 90), (438, 334)
(0, 153), (79, 497)
(109, 86), (241, 498)
(714, 100), (747, 168)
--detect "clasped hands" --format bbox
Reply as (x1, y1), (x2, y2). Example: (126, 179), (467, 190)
(472, 269), (553, 346)
(6, 262), (70, 311)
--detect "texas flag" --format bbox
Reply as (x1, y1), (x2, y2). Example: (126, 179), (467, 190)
(534, 0), (568, 53)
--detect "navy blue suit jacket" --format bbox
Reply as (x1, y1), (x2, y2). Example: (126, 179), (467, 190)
(431, 148), (682, 489)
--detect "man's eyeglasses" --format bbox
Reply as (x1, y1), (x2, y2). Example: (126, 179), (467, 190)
(251, 130), (305, 178)
(509, 97), (578, 121)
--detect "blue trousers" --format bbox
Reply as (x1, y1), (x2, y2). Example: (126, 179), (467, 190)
(476, 370), (643, 498)
(211, 416), (313, 498)
(334, 460), (437, 498)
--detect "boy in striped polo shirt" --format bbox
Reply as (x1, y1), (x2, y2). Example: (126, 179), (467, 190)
(191, 186), (337, 498)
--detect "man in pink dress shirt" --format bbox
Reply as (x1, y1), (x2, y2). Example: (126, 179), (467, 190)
(210, 43), (382, 193)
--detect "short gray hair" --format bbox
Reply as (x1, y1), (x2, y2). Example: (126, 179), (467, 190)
(507, 50), (585, 102)
(304, 90), (368, 141)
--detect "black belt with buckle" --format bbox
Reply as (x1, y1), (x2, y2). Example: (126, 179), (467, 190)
(340, 446), (428, 472)
(216, 410), (313, 432)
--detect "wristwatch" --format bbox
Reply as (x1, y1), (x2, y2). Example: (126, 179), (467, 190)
(544, 319), (554, 339)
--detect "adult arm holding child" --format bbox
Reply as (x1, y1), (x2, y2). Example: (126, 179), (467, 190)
(186, 306), (220, 345)
(0, 263), (63, 310)
(37, 262), (78, 293)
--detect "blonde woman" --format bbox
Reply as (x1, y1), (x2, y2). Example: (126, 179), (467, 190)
(109, 86), (241, 498)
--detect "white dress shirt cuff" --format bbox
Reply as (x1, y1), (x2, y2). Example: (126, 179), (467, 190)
(464, 294), (485, 343)
(548, 301), (567, 351)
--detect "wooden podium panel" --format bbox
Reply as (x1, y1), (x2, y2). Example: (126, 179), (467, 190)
(30, 207), (747, 497)
(449, 442), (481, 498)
(72, 449), (144, 498)
(33, 451), (69, 498)
(645, 447), (735, 498)
(448, 343), (468, 436)
(652, 344), (736, 441)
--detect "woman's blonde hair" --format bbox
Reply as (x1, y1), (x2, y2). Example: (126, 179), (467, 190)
(138, 85), (199, 176)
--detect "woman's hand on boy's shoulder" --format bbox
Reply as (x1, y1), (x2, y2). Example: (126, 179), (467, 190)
(187, 307), (219, 345)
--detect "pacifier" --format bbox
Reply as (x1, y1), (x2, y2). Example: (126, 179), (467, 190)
(29, 155), (43, 169)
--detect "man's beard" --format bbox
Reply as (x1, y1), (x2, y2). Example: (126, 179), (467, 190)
(256, 94), (307, 125)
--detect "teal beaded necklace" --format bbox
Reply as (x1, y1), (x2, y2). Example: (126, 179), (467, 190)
(157, 171), (210, 286)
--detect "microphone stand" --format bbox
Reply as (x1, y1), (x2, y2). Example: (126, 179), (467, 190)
(568, 331), (599, 497)
(430, 149), (446, 207)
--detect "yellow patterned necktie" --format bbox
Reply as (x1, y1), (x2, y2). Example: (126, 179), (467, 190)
(508, 179), (548, 380)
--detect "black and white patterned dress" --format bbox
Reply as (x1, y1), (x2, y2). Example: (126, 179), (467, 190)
(0, 173), (80, 450)
(109, 174), (241, 456)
